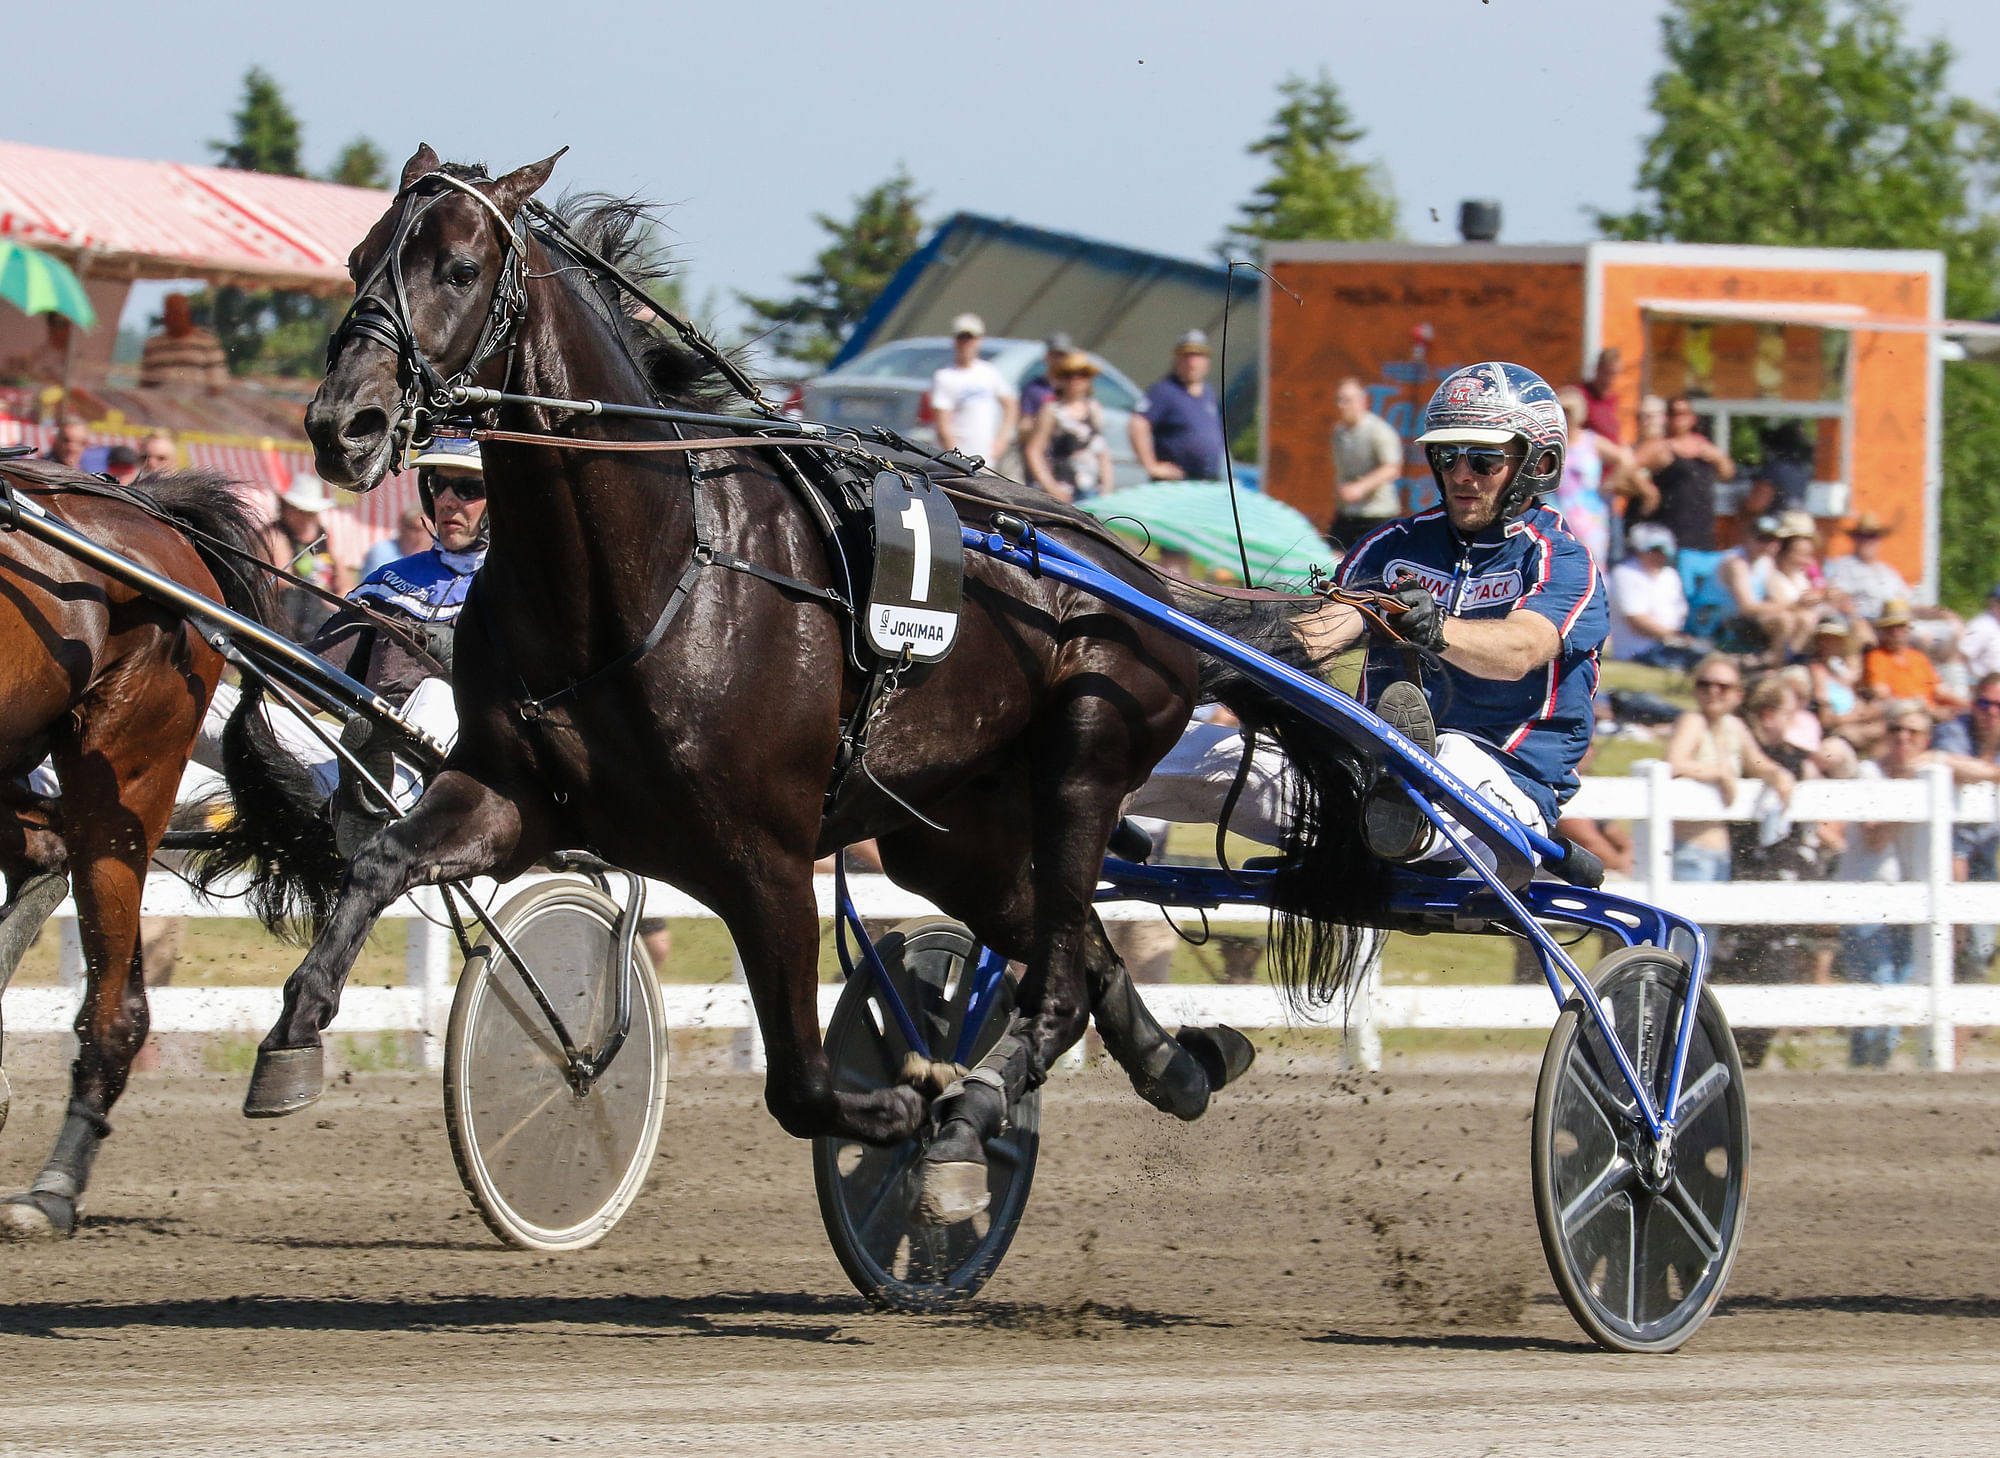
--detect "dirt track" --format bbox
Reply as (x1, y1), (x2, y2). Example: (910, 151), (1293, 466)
(1, 1057), (1998, 1455)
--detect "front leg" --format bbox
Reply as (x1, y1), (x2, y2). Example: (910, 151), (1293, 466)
(245, 771), (541, 1117)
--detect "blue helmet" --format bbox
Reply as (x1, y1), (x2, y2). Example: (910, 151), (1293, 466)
(1416, 361), (1567, 512)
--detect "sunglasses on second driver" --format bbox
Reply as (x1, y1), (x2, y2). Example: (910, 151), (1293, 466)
(1426, 443), (1519, 477)
(418, 468), (485, 504)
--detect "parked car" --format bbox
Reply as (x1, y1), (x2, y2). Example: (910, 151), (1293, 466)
(802, 336), (1152, 487)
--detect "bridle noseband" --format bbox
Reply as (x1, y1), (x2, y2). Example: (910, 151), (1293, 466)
(327, 171), (530, 451)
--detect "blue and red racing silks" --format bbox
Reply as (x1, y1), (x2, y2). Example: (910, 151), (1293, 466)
(1336, 503), (1608, 824)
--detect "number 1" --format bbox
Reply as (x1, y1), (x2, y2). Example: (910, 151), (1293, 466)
(900, 498), (932, 603)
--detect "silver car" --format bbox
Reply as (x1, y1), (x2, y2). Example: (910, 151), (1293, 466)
(802, 336), (1151, 487)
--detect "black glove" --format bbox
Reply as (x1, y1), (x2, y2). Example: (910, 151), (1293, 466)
(1385, 573), (1446, 654)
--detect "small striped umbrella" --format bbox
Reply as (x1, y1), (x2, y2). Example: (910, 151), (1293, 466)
(0, 240), (96, 329)
(1080, 481), (1333, 590)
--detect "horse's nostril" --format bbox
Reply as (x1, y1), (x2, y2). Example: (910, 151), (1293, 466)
(342, 407), (389, 445)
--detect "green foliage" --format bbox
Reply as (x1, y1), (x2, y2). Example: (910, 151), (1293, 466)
(740, 169), (926, 366)
(210, 66), (305, 177)
(1604, 0), (2000, 606)
(1222, 71), (1398, 254)
(325, 137), (389, 190)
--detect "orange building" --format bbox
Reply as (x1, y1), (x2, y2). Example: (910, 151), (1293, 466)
(1261, 241), (1948, 595)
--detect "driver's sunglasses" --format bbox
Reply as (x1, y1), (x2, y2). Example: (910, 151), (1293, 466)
(422, 470), (485, 503)
(1426, 444), (1516, 477)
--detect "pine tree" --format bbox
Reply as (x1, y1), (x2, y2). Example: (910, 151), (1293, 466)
(210, 67), (305, 177)
(326, 138), (389, 191)
(1222, 72), (1397, 254)
(740, 170), (926, 366)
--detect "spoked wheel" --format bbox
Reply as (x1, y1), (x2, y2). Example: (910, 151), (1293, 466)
(814, 919), (1039, 1310)
(1532, 945), (1750, 1353)
(445, 880), (668, 1252)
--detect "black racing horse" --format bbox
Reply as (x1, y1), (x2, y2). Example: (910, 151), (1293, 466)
(236, 146), (1383, 1219)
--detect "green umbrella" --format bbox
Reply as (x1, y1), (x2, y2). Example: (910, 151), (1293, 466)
(0, 240), (95, 329)
(1080, 481), (1333, 591)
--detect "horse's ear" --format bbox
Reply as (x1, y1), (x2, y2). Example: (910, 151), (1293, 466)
(486, 148), (568, 218)
(398, 143), (441, 192)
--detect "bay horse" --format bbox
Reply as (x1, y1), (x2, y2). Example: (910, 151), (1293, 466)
(0, 458), (316, 1239)
(249, 146), (1380, 1221)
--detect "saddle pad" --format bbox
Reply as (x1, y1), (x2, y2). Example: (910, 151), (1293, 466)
(864, 471), (963, 663)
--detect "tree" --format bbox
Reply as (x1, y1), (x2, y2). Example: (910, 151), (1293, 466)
(1222, 71), (1398, 254)
(325, 138), (388, 191)
(1602, 0), (2000, 610)
(209, 67), (305, 177)
(740, 170), (926, 367)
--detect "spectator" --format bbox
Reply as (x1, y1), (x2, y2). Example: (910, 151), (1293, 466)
(1864, 601), (1967, 714)
(1609, 523), (1700, 669)
(363, 506), (432, 576)
(1667, 654), (1796, 889)
(1554, 385), (1653, 567)
(1635, 393), (1668, 448)
(138, 293), (228, 389)
(102, 445), (140, 487)
(262, 472), (354, 641)
(1824, 512), (1960, 650)
(1962, 584), (2000, 683)
(138, 432), (178, 475)
(1807, 616), (1884, 754)
(1130, 330), (1225, 482)
(1930, 672), (2000, 982)
(44, 419), (89, 470)
(1024, 351), (1114, 504)
(1758, 509), (1841, 659)
(1017, 332), (1074, 428)
(1749, 421), (1815, 514)
(1634, 395), (1733, 552)
(1574, 347), (1624, 442)
(1839, 700), (1937, 1067)
(1713, 514), (1791, 655)
(929, 313), (1017, 465)
(1327, 376), (1404, 548)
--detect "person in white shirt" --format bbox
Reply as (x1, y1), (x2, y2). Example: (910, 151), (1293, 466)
(1960, 584), (2000, 682)
(930, 313), (1017, 465)
(1609, 522), (1698, 669)
(1823, 511), (1959, 651)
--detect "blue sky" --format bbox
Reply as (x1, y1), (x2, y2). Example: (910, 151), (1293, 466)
(12, 0), (1999, 336)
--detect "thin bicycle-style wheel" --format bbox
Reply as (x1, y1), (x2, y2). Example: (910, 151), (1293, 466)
(1532, 944), (1750, 1353)
(814, 919), (1039, 1311)
(445, 880), (668, 1252)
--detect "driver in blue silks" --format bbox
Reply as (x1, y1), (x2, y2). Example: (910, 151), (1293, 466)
(1128, 361), (1608, 879)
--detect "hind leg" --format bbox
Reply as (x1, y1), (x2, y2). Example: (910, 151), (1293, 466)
(0, 779), (73, 1127)
(246, 769), (548, 1116)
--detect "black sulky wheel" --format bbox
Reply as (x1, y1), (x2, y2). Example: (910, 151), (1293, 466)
(1532, 944), (1750, 1353)
(814, 919), (1039, 1311)
(444, 880), (668, 1253)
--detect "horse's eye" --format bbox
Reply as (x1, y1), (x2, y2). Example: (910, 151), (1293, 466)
(445, 261), (480, 289)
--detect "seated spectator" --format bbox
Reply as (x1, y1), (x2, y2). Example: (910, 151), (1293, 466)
(1667, 654), (1797, 888)
(1824, 512), (1959, 650)
(363, 506), (432, 577)
(138, 294), (228, 389)
(138, 432), (178, 476)
(1960, 584), (2000, 682)
(1714, 514), (1797, 656)
(1807, 616), (1883, 753)
(1759, 510), (1845, 658)
(1024, 351), (1114, 503)
(1931, 673), (2000, 983)
(1864, 601), (1967, 714)
(1609, 523), (1700, 669)
(1840, 700), (1938, 1067)
(1747, 421), (1816, 514)
(102, 445), (140, 487)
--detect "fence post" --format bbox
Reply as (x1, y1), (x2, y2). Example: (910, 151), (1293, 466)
(1923, 762), (1957, 1071)
(729, 947), (765, 1073)
(1636, 759), (1673, 906)
(1342, 931), (1384, 1073)
(56, 916), (83, 989)
(405, 887), (455, 1070)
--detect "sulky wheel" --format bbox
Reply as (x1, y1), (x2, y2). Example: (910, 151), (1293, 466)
(1532, 944), (1750, 1353)
(445, 879), (668, 1252)
(814, 919), (1038, 1310)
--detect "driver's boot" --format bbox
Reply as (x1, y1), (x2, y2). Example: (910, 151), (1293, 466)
(1362, 680), (1436, 862)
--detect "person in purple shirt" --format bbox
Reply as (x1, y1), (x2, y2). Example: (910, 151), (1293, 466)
(1130, 329), (1226, 480)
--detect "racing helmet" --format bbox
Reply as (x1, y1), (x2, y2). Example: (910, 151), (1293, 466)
(407, 436), (486, 542)
(1415, 362), (1566, 514)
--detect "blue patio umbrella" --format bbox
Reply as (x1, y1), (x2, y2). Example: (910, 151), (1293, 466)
(1080, 481), (1333, 590)
(0, 240), (96, 329)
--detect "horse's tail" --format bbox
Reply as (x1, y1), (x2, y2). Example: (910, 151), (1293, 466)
(139, 469), (276, 626)
(146, 471), (344, 938)
(185, 676), (346, 940)
(1175, 592), (1390, 1010)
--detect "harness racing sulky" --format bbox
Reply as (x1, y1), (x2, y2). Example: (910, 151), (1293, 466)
(0, 146), (1749, 1355)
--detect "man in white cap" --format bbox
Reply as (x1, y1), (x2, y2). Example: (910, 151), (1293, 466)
(261, 472), (354, 640)
(929, 313), (1017, 465)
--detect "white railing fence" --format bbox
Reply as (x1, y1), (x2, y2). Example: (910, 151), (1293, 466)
(6, 762), (1997, 1072)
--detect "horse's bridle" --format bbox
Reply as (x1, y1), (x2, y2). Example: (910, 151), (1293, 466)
(326, 171), (530, 451)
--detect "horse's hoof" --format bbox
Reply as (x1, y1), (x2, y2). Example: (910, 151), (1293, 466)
(1178, 1025), (1257, 1092)
(243, 1045), (324, 1118)
(0, 1191), (73, 1241)
(916, 1160), (991, 1225)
